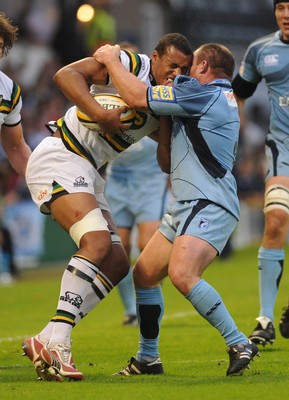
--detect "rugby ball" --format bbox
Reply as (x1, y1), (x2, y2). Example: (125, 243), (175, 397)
(76, 93), (136, 131)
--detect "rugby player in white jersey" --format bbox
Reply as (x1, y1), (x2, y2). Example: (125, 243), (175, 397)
(0, 13), (31, 177)
(0, 13), (31, 284)
(22, 33), (192, 381)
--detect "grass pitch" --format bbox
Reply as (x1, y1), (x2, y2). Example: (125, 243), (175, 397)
(1, 245), (289, 399)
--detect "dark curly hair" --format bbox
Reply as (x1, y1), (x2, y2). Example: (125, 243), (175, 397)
(154, 33), (192, 57)
(0, 12), (18, 56)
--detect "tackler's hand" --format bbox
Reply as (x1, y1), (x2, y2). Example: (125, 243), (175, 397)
(93, 44), (121, 66)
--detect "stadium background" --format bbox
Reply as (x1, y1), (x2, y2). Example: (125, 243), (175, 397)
(0, 0), (276, 269)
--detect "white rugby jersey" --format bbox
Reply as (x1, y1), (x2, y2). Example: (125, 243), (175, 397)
(56, 50), (159, 170)
(0, 71), (22, 128)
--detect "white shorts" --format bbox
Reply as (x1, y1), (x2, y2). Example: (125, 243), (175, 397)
(26, 136), (110, 214)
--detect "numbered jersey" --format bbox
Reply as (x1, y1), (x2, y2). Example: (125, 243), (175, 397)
(58, 50), (159, 170)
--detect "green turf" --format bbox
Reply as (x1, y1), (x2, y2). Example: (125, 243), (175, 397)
(1, 246), (289, 399)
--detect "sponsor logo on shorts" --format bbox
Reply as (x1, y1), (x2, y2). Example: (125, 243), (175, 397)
(73, 176), (88, 187)
(37, 188), (48, 201)
(198, 218), (210, 230)
(150, 86), (176, 102)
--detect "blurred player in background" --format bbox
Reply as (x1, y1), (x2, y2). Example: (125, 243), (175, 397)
(22, 33), (192, 381)
(232, 0), (289, 346)
(105, 42), (169, 326)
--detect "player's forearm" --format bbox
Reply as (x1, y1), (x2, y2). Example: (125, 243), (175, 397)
(105, 61), (149, 112)
(1, 124), (32, 176)
(5, 143), (31, 176)
(53, 63), (107, 122)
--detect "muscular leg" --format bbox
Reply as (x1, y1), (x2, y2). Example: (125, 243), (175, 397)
(169, 235), (248, 347)
(256, 176), (289, 323)
(39, 193), (129, 346)
(116, 227), (137, 321)
(117, 220), (161, 324)
(132, 230), (170, 362)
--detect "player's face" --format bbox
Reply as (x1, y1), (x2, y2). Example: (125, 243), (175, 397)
(275, 3), (289, 41)
(151, 45), (192, 86)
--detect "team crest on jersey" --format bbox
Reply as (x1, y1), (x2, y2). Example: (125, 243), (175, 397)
(264, 54), (279, 66)
(198, 218), (210, 230)
(150, 85), (176, 102)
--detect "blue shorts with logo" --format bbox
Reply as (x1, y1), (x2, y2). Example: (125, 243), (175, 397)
(159, 199), (238, 254)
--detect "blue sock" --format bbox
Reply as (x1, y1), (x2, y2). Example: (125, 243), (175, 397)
(135, 286), (164, 362)
(258, 247), (284, 321)
(117, 268), (136, 316)
(186, 279), (247, 347)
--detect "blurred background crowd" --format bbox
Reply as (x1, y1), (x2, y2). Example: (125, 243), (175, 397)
(0, 0), (276, 278)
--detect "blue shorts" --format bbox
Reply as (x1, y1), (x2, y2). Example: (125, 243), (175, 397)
(159, 199), (238, 254)
(266, 132), (289, 179)
(105, 173), (168, 228)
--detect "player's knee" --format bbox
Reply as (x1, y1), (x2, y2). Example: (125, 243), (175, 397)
(264, 184), (289, 215)
(69, 208), (109, 249)
(133, 263), (157, 287)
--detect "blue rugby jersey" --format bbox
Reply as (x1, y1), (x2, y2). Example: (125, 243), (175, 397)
(148, 76), (240, 219)
(233, 30), (289, 139)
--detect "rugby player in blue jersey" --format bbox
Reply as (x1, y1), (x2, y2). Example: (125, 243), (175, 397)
(232, 0), (289, 346)
(94, 42), (260, 376)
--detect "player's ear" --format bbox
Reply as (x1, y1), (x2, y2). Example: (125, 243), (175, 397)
(200, 59), (209, 74)
(151, 50), (158, 63)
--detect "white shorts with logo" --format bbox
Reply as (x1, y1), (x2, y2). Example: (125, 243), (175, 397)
(26, 137), (110, 214)
(159, 199), (238, 254)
